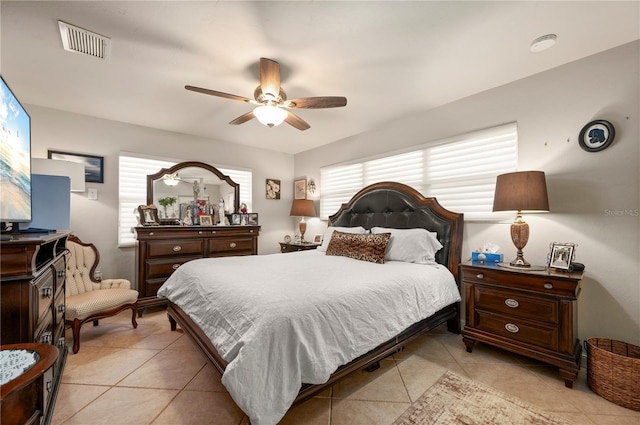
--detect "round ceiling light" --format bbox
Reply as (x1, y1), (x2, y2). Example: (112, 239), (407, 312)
(254, 105), (287, 127)
(530, 34), (557, 53)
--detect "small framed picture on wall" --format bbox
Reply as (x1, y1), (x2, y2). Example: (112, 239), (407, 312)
(294, 178), (307, 199)
(48, 150), (104, 183)
(266, 179), (281, 199)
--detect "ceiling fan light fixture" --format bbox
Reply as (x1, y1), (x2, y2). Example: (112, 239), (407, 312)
(163, 173), (180, 186)
(254, 105), (287, 127)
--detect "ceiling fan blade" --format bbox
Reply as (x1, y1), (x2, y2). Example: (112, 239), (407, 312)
(259, 58), (281, 99)
(185, 85), (253, 103)
(285, 96), (347, 109)
(229, 111), (255, 125)
(284, 111), (310, 131)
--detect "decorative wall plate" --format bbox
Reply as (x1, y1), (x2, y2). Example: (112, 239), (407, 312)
(579, 120), (615, 152)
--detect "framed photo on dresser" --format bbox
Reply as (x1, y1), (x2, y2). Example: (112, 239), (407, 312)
(548, 242), (576, 270)
(199, 215), (213, 226)
(138, 205), (159, 226)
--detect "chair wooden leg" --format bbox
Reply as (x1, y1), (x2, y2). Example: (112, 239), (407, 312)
(131, 304), (138, 329)
(72, 319), (82, 354)
(71, 303), (138, 354)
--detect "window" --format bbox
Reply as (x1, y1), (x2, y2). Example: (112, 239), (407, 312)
(118, 153), (252, 247)
(320, 123), (517, 221)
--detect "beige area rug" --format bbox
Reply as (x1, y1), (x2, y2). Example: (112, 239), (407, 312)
(392, 371), (575, 425)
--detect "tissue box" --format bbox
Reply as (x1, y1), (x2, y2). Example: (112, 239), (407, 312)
(472, 252), (503, 263)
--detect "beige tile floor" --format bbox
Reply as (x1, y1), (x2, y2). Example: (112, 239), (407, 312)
(52, 310), (640, 425)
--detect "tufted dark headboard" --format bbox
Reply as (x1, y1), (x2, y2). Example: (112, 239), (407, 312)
(329, 182), (463, 282)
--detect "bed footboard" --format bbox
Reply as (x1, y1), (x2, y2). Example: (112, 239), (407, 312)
(166, 300), (459, 406)
(167, 303), (227, 375)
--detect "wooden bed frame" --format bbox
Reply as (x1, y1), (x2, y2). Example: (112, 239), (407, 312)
(165, 181), (463, 414)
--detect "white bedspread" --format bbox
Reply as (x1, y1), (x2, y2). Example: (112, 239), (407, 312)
(157, 250), (460, 425)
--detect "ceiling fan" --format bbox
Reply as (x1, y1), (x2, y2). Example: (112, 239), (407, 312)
(185, 58), (347, 131)
(161, 172), (183, 186)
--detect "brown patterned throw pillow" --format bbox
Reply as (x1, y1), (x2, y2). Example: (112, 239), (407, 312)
(325, 231), (391, 264)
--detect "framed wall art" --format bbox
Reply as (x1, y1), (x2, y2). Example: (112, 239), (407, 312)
(578, 120), (615, 153)
(294, 178), (307, 200)
(266, 178), (281, 199)
(48, 150), (104, 183)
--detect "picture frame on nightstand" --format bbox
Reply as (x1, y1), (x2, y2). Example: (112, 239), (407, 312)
(548, 242), (576, 271)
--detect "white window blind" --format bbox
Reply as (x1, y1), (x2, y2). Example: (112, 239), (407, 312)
(119, 155), (175, 247)
(118, 153), (252, 247)
(320, 123), (517, 221)
(218, 167), (253, 212)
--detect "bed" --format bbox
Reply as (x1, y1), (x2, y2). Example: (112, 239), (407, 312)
(158, 181), (463, 425)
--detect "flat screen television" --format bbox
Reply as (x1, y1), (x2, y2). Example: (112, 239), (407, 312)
(0, 75), (31, 233)
(0, 76), (31, 232)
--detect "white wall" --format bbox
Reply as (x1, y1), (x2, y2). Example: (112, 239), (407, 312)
(27, 106), (298, 283)
(295, 41), (640, 345)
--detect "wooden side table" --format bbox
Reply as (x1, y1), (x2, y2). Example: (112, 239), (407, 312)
(279, 242), (321, 253)
(461, 261), (583, 388)
(1, 343), (59, 425)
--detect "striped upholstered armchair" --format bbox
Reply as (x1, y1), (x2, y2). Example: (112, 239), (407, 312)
(65, 235), (138, 353)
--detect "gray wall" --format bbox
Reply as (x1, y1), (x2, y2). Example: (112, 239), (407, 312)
(295, 41), (640, 345)
(28, 106), (296, 283)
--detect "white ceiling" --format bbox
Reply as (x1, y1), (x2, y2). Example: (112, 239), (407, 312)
(1, 1), (638, 154)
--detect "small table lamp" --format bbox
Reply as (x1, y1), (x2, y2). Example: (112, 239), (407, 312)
(290, 199), (316, 242)
(493, 171), (549, 267)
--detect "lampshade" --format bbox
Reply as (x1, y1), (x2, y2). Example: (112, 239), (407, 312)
(493, 171), (549, 212)
(254, 105), (287, 127)
(290, 199), (316, 217)
(32, 158), (85, 192)
(493, 171), (549, 268)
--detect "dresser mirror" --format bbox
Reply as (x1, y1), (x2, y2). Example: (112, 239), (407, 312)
(147, 161), (240, 223)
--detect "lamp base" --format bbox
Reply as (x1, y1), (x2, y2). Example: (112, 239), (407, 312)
(509, 257), (531, 267)
(509, 212), (530, 267)
(498, 263), (547, 271)
(299, 218), (307, 242)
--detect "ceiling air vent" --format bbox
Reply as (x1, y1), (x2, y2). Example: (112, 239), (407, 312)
(58, 21), (111, 61)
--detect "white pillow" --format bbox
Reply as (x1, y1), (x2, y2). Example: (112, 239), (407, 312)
(371, 227), (442, 264)
(318, 226), (367, 252)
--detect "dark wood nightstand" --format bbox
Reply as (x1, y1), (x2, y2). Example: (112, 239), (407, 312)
(461, 261), (583, 388)
(279, 242), (321, 253)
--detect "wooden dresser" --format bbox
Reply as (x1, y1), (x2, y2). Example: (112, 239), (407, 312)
(0, 232), (70, 425)
(461, 261), (583, 388)
(135, 225), (260, 313)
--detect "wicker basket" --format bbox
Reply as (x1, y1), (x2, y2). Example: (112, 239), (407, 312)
(586, 337), (640, 411)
